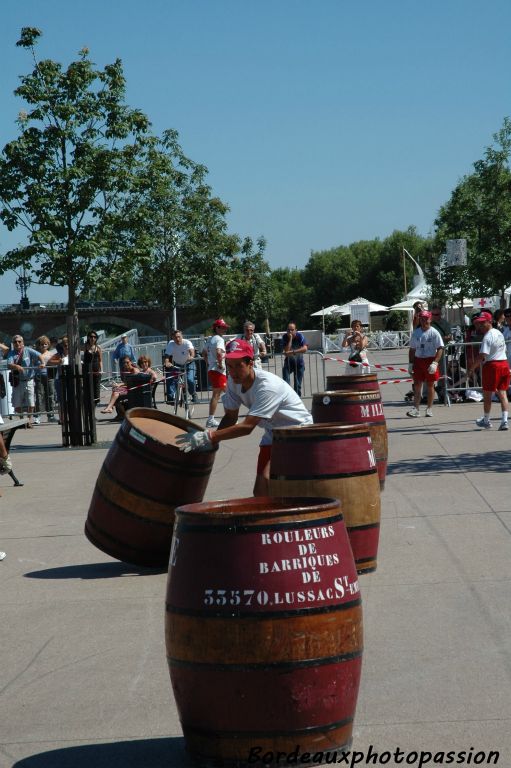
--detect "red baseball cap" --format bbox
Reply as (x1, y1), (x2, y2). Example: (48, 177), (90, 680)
(225, 339), (254, 359)
(473, 311), (493, 323)
(419, 310), (432, 319)
(213, 318), (229, 329)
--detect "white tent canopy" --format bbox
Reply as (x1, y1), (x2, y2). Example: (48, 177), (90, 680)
(335, 297), (389, 315)
(311, 297), (389, 317)
(310, 304), (344, 317)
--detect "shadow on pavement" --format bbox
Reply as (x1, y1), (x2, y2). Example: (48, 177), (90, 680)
(24, 562), (167, 580)
(388, 450), (511, 475)
(12, 737), (195, 768)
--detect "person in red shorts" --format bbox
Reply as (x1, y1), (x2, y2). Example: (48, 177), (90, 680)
(203, 318), (229, 428)
(467, 311), (510, 430)
(407, 310), (444, 418)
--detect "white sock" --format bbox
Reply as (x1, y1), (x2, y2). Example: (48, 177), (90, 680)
(502, 411), (508, 423)
(483, 413), (491, 423)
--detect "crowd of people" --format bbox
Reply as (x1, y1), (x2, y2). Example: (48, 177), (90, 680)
(407, 304), (511, 429)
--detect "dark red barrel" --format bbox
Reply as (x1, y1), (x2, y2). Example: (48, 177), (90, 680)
(85, 408), (217, 567)
(327, 372), (380, 393)
(166, 497), (362, 765)
(312, 390), (388, 491)
(270, 424), (381, 573)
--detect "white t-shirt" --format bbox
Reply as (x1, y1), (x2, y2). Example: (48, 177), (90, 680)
(480, 328), (507, 362)
(410, 326), (444, 358)
(206, 334), (226, 373)
(222, 368), (313, 445)
(165, 338), (194, 366)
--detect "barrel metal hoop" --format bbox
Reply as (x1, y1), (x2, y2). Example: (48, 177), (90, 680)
(167, 648), (363, 671)
(173, 512), (344, 535)
(165, 595), (362, 619)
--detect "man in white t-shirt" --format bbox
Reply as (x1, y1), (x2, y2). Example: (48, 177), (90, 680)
(467, 311), (510, 430)
(237, 320), (267, 368)
(177, 338), (313, 495)
(407, 311), (444, 418)
(164, 329), (197, 404)
(202, 318), (229, 428)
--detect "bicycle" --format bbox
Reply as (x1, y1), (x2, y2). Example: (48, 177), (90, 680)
(166, 364), (194, 420)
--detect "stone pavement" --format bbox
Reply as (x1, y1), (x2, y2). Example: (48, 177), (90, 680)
(0, 348), (510, 767)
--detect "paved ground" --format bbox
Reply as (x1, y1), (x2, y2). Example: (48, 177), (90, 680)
(1, 348), (510, 767)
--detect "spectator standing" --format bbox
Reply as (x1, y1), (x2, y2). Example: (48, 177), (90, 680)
(238, 321), (267, 369)
(407, 311), (444, 418)
(34, 336), (57, 424)
(113, 334), (136, 371)
(502, 309), (511, 368)
(164, 329), (197, 404)
(47, 336), (70, 424)
(282, 322), (308, 396)
(177, 339), (313, 496)
(203, 318), (229, 428)
(493, 308), (505, 331)
(6, 335), (44, 427)
(342, 319), (370, 374)
(467, 311), (510, 430)
(82, 331), (103, 407)
(412, 301), (426, 330)
(430, 305), (453, 343)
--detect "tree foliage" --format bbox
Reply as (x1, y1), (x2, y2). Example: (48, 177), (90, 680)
(434, 118), (511, 305)
(0, 29), (150, 307)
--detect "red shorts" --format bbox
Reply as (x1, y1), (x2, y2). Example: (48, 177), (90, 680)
(208, 370), (227, 390)
(413, 356), (440, 383)
(256, 445), (272, 475)
(482, 360), (510, 392)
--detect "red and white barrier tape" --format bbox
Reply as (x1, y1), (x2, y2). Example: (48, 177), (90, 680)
(323, 355), (410, 373)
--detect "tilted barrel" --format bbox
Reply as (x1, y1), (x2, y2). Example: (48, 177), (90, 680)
(165, 496), (362, 764)
(85, 408), (217, 567)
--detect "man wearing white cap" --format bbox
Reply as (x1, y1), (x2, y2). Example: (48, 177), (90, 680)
(178, 339), (312, 495)
(407, 310), (444, 418)
(467, 311), (510, 430)
(203, 318), (229, 428)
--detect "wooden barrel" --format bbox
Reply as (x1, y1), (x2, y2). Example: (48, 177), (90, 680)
(85, 407), (217, 567)
(270, 424), (381, 574)
(327, 372), (380, 393)
(166, 496), (362, 764)
(312, 390), (388, 491)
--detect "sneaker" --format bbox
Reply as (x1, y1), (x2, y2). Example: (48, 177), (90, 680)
(166, 398), (175, 406)
(476, 417), (492, 429)
(47, 415), (57, 423)
(498, 421), (509, 431)
(32, 417), (41, 425)
(192, 393), (198, 403)
(206, 416), (219, 428)
(406, 407), (420, 418)
(0, 551), (6, 561)
(425, 408), (433, 417)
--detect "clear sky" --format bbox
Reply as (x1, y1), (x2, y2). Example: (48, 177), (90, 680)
(1, 0), (510, 305)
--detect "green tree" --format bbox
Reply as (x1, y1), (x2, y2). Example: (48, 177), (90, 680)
(303, 246), (359, 310)
(434, 118), (511, 306)
(0, 28), (150, 358)
(268, 267), (313, 330)
(124, 130), (241, 334)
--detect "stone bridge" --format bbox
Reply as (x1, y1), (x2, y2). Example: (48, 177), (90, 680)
(0, 305), (206, 344)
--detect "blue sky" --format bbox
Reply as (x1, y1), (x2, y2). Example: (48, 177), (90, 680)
(1, 0), (510, 305)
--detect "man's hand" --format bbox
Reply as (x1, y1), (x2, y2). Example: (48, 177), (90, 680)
(428, 361), (438, 374)
(408, 363), (414, 375)
(176, 430), (212, 453)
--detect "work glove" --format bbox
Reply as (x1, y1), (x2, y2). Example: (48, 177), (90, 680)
(176, 430), (213, 453)
(408, 363), (414, 375)
(0, 454), (12, 474)
(428, 361), (438, 374)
